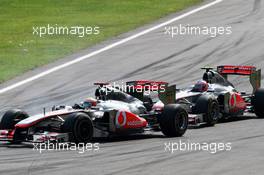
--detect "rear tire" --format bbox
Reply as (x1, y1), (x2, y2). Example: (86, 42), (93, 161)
(0, 109), (29, 129)
(252, 88), (264, 118)
(62, 113), (93, 143)
(160, 104), (188, 137)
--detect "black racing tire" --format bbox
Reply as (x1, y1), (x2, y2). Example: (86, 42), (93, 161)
(62, 113), (94, 143)
(160, 104), (188, 137)
(252, 88), (264, 118)
(0, 109), (29, 130)
(206, 100), (220, 126)
(193, 95), (219, 126)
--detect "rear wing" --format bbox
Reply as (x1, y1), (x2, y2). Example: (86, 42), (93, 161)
(126, 80), (176, 104)
(217, 65), (261, 93)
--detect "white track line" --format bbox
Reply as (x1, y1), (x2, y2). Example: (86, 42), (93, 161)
(0, 0), (223, 94)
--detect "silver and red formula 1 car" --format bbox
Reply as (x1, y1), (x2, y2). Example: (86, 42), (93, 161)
(0, 81), (188, 143)
(175, 65), (264, 127)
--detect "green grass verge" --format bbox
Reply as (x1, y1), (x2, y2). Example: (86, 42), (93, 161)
(0, 0), (202, 83)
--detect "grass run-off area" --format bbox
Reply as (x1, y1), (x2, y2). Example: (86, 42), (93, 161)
(0, 0), (202, 83)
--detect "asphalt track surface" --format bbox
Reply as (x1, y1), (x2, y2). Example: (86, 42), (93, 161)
(1, 0), (264, 174)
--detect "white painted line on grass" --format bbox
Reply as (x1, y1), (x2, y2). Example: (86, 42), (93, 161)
(0, 0), (223, 94)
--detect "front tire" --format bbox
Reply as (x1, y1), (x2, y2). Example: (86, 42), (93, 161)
(193, 95), (219, 126)
(160, 104), (188, 137)
(206, 100), (220, 126)
(0, 109), (29, 144)
(62, 113), (94, 143)
(0, 109), (29, 129)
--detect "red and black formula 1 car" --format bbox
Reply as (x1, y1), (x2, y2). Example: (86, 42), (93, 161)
(175, 65), (264, 127)
(0, 81), (188, 144)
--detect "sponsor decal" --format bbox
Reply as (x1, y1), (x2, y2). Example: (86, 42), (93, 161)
(230, 94), (237, 108)
(127, 121), (143, 126)
(115, 111), (127, 128)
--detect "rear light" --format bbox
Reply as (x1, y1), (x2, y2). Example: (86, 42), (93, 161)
(0, 130), (9, 136)
(0, 130), (14, 140)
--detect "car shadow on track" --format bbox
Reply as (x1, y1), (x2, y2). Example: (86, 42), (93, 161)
(189, 114), (261, 129)
(218, 114), (261, 123)
(0, 134), (167, 149)
(0, 142), (34, 148)
(94, 133), (166, 143)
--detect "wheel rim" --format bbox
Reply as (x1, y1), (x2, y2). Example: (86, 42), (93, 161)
(210, 103), (219, 121)
(177, 111), (187, 130)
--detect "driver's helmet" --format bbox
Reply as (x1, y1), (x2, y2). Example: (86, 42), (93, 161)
(192, 80), (209, 92)
(83, 97), (97, 108)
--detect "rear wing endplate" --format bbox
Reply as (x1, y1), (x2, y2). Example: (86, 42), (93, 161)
(159, 85), (176, 105)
